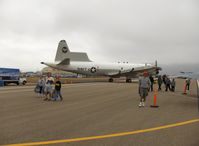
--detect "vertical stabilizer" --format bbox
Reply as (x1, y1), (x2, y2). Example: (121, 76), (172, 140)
(55, 40), (70, 62)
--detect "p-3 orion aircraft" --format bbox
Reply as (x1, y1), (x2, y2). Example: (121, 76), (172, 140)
(41, 40), (161, 82)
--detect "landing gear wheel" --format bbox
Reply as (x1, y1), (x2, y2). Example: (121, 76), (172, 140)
(126, 79), (132, 83)
(109, 78), (113, 82)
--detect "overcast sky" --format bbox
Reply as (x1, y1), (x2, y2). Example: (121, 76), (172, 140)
(0, 0), (198, 72)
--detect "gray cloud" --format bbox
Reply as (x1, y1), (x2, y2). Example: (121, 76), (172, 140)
(0, 0), (198, 72)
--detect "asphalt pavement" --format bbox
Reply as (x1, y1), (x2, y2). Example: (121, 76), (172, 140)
(0, 80), (198, 146)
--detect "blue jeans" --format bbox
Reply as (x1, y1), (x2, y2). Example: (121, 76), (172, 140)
(54, 90), (63, 100)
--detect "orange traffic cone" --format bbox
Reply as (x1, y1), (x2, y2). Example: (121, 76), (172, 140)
(151, 89), (159, 108)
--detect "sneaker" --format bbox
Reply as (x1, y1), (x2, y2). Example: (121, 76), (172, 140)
(139, 102), (142, 107)
(142, 102), (145, 107)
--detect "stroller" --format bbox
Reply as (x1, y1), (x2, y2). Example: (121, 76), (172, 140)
(51, 89), (60, 101)
(34, 84), (40, 93)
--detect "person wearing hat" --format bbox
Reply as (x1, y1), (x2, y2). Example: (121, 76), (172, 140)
(138, 71), (151, 107)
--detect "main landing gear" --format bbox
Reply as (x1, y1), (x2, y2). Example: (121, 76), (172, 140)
(126, 78), (132, 83)
(108, 78), (132, 83)
(109, 78), (113, 82)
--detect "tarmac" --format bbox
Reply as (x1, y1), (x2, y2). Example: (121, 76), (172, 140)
(0, 79), (199, 146)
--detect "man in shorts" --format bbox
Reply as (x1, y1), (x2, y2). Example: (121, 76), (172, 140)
(138, 72), (151, 107)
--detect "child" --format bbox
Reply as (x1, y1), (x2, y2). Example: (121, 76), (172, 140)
(53, 77), (63, 101)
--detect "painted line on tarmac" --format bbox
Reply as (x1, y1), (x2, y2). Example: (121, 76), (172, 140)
(4, 118), (199, 146)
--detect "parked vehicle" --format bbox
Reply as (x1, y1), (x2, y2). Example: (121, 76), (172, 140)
(0, 68), (27, 85)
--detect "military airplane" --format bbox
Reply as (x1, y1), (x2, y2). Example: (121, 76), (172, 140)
(41, 40), (161, 82)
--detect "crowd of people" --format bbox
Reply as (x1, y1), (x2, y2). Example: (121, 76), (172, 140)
(34, 72), (191, 106)
(138, 72), (191, 107)
(34, 73), (63, 101)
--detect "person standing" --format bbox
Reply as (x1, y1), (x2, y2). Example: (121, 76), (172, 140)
(35, 77), (45, 97)
(158, 75), (163, 91)
(186, 78), (191, 90)
(44, 73), (54, 101)
(165, 76), (171, 92)
(149, 75), (154, 91)
(138, 72), (151, 107)
(162, 74), (166, 88)
(53, 77), (63, 101)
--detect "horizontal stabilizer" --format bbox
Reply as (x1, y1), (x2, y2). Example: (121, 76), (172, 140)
(58, 58), (70, 65)
(106, 68), (134, 77)
(66, 52), (91, 62)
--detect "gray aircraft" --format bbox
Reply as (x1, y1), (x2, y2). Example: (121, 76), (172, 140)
(41, 40), (161, 82)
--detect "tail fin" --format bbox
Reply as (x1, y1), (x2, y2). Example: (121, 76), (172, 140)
(55, 40), (70, 62)
(55, 40), (92, 62)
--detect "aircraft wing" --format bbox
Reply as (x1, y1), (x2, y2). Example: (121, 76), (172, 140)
(106, 66), (161, 78)
(131, 66), (160, 77)
(106, 68), (134, 77)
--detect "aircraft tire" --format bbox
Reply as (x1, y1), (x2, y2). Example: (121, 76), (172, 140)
(126, 79), (132, 83)
(109, 78), (113, 82)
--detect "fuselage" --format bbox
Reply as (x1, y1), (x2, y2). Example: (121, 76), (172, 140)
(45, 61), (152, 77)
(41, 40), (160, 80)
